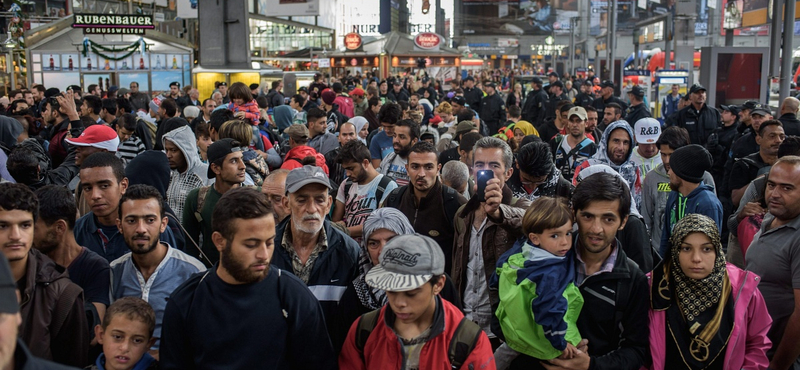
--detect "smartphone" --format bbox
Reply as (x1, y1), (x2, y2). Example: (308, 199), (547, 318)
(476, 170), (494, 202)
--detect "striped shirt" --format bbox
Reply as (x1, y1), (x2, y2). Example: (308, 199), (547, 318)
(117, 136), (146, 166)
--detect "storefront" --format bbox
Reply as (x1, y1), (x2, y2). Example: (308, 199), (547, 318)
(24, 15), (193, 95)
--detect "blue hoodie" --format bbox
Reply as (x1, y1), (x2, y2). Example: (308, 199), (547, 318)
(659, 182), (723, 257)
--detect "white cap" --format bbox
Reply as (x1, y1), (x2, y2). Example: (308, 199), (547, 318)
(634, 118), (661, 144)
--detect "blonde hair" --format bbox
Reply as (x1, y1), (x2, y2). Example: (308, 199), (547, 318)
(436, 101), (453, 115)
(219, 119), (252, 145)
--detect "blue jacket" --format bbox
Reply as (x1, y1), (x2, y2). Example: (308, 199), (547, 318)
(74, 212), (177, 263)
(272, 218), (360, 324)
(659, 182), (722, 257)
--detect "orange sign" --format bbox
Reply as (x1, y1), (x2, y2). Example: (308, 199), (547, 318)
(344, 33), (362, 50)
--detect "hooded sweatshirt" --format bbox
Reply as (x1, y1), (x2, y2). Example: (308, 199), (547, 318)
(162, 125), (209, 221)
(273, 105), (294, 137)
(658, 182), (723, 257)
(573, 120), (642, 209)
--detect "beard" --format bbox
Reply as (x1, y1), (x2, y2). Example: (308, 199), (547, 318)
(220, 241), (269, 284)
(395, 144), (412, 158)
(126, 234), (160, 255)
(34, 231), (59, 255)
(293, 213), (324, 234)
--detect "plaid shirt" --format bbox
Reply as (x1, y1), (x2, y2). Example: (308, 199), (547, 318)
(166, 170), (206, 222)
(281, 225), (328, 284)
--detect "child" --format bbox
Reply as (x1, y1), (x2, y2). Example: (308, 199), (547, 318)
(228, 82), (260, 125)
(90, 297), (158, 370)
(492, 196), (584, 369)
(194, 122), (212, 163)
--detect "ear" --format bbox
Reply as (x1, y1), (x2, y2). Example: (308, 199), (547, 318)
(94, 325), (105, 345)
(528, 232), (541, 246)
(54, 219), (68, 236)
(618, 215), (629, 231)
(755, 134), (762, 145)
(433, 275), (446, 295)
(437, 163), (442, 172)
(119, 177), (129, 193)
(282, 194), (290, 211)
(505, 166), (514, 179)
(362, 158), (371, 169)
(116, 216), (123, 233)
(159, 216), (169, 234)
(211, 231), (227, 254)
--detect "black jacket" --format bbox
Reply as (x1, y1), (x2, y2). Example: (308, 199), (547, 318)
(480, 93), (507, 132)
(463, 87), (484, 109)
(545, 93), (569, 120)
(574, 92), (595, 108)
(522, 88), (549, 128)
(15, 339), (80, 370)
(537, 117), (561, 142)
(590, 95), (628, 120)
(671, 103), (721, 145)
(267, 89), (285, 108)
(706, 122), (739, 186)
(623, 102), (652, 125)
(387, 88), (409, 102)
(778, 112), (800, 136)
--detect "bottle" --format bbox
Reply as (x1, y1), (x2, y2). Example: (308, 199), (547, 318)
(139, 56), (144, 69)
(68, 56), (73, 71)
(87, 57), (92, 70)
(172, 55), (177, 69)
(122, 60), (128, 69)
(104, 59), (110, 70)
(49, 55), (54, 70)
(156, 56), (161, 69)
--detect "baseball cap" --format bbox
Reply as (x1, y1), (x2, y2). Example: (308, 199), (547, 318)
(634, 118), (662, 144)
(600, 80), (615, 89)
(350, 87), (365, 97)
(484, 81), (496, 88)
(285, 165), (331, 193)
(721, 104), (741, 116)
(451, 96), (467, 106)
(531, 77), (543, 85)
(455, 120), (478, 136)
(548, 71), (559, 78)
(628, 85), (645, 98)
(365, 234), (445, 292)
(108, 85), (119, 94)
(393, 80), (403, 86)
(284, 124), (309, 141)
(298, 86), (309, 93)
(689, 83), (707, 94)
(567, 106), (587, 121)
(550, 80), (564, 89)
(117, 88), (130, 95)
(206, 138), (242, 179)
(0, 252), (18, 314)
(65, 125), (120, 152)
(464, 76), (475, 82)
(169, 81), (180, 88)
(218, 82), (228, 87)
(249, 83), (260, 90)
(750, 104), (771, 117)
(740, 100), (759, 111)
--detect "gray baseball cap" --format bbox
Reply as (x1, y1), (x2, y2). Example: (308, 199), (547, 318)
(366, 234), (445, 292)
(285, 165), (331, 193)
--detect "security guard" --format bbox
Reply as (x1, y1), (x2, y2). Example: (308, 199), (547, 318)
(480, 81), (507, 134)
(545, 80), (569, 120)
(573, 81), (595, 108)
(624, 85), (652, 125)
(591, 80), (628, 120)
(463, 76), (484, 109)
(522, 77), (549, 128)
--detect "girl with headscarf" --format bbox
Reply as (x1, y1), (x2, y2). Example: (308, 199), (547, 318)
(329, 208), (462, 352)
(512, 120), (539, 150)
(646, 214), (771, 370)
(347, 116), (369, 145)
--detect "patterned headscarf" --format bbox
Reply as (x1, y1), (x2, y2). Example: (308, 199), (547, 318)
(353, 208), (416, 310)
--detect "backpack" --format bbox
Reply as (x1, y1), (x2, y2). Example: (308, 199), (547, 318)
(343, 175), (393, 207)
(137, 117), (157, 145)
(354, 308), (482, 369)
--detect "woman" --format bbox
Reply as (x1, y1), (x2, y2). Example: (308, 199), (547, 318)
(348, 116), (369, 145)
(506, 83), (523, 108)
(513, 120), (540, 149)
(647, 214), (771, 370)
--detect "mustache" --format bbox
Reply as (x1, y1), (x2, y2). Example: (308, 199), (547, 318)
(302, 215), (322, 222)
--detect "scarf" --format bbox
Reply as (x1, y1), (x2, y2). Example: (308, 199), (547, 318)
(353, 208), (416, 310)
(514, 120), (539, 137)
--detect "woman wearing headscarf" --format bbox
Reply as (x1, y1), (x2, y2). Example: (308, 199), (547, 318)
(347, 116), (369, 145)
(646, 214), (771, 370)
(329, 208), (461, 352)
(272, 105), (294, 138)
(512, 120), (539, 150)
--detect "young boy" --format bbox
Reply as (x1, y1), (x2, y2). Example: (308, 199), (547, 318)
(195, 122), (212, 163)
(90, 297), (158, 370)
(492, 196), (584, 369)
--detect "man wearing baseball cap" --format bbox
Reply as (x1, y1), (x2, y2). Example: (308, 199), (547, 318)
(65, 124), (120, 166)
(351, 87), (368, 117)
(480, 81), (507, 134)
(339, 234), (494, 369)
(388, 80), (410, 103)
(545, 80), (568, 120)
(550, 106), (598, 181)
(463, 75), (484, 109)
(707, 104), (740, 187)
(521, 77), (549, 126)
(590, 80), (628, 120)
(624, 85), (652, 125)
(672, 83), (721, 145)
(631, 118), (662, 181)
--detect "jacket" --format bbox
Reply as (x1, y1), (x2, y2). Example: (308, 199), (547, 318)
(661, 93), (682, 117)
(624, 103), (652, 125)
(522, 88), (549, 127)
(645, 264), (772, 370)
(272, 218), (361, 323)
(463, 87), (485, 109)
(308, 131), (339, 155)
(47, 118), (72, 167)
(334, 94), (355, 118)
(86, 353), (157, 370)
(19, 249), (89, 367)
(574, 92), (595, 108)
(480, 93), (507, 132)
(281, 145), (329, 174)
(659, 182), (723, 257)
(507, 165), (574, 202)
(590, 95), (628, 120)
(326, 104), (350, 133)
(671, 103), (721, 146)
(706, 122), (739, 186)
(387, 88), (409, 102)
(339, 297), (496, 370)
(16, 138), (79, 190)
(550, 135), (598, 181)
(231, 100), (261, 126)
(162, 125), (209, 222)
(15, 339), (81, 370)
(778, 112), (800, 136)
(452, 185), (531, 306)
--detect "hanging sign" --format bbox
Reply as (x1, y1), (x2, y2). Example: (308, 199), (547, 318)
(72, 14), (155, 35)
(414, 33), (442, 50)
(344, 33), (363, 51)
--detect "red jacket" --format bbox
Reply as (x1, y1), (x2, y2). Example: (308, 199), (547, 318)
(334, 95), (354, 118)
(339, 297), (496, 370)
(281, 145), (329, 174)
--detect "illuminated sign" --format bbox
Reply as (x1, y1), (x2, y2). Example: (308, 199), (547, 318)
(344, 33), (363, 50)
(414, 32), (442, 50)
(72, 14), (155, 34)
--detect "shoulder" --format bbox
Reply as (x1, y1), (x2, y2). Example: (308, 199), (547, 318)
(109, 253), (133, 270)
(168, 248), (208, 272)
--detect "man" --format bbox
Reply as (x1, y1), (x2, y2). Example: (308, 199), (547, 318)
(306, 107), (339, 155)
(641, 126), (716, 255)
(272, 166), (360, 323)
(745, 155), (800, 370)
(324, 120), (359, 196)
(549, 106), (598, 181)
(729, 120), (786, 207)
(129, 82), (140, 94)
(707, 104), (740, 187)
(110, 184), (205, 351)
(66, 124), (120, 168)
(387, 80), (409, 102)
(187, 89), (200, 107)
(658, 144), (722, 256)
(211, 91), (224, 106)
(168, 81), (183, 108)
(777, 96), (800, 136)
(508, 141), (574, 201)
(545, 80), (568, 120)
(332, 140), (397, 241)
(332, 82), (355, 118)
(267, 80), (285, 109)
(351, 87), (367, 117)
(45, 93), (82, 167)
(539, 101), (573, 143)
(480, 81), (507, 134)
(160, 187), (337, 369)
(319, 90), (349, 133)
(451, 137), (531, 341)
(463, 76), (484, 109)
(600, 102), (623, 133)
(250, 83), (261, 99)
(87, 84), (101, 97)
(33, 185), (110, 322)
(99, 98), (117, 124)
(378, 119), (419, 187)
(573, 80), (595, 108)
(545, 71), (560, 95)
(630, 118), (662, 181)
(162, 125), (209, 221)
(383, 142), (466, 273)
(585, 105), (602, 143)
(441, 160), (471, 199)
(0, 183), (88, 366)
(661, 84), (682, 119)
(515, 172), (649, 370)
(727, 103), (770, 177)
(183, 139), (246, 266)
(191, 98), (217, 130)
(590, 80), (627, 123)
(671, 83), (721, 145)
(457, 131), (483, 170)
(262, 169), (291, 222)
(624, 85), (651, 124)
(115, 113), (147, 166)
(74, 152), (176, 263)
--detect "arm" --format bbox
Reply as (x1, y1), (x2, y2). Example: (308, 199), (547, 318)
(264, 147), (283, 168)
(531, 274), (572, 351)
(51, 290), (89, 367)
(461, 332), (498, 370)
(742, 286), (772, 370)
(332, 200), (345, 222)
(731, 185), (748, 208)
(769, 290), (800, 370)
(181, 190), (202, 255)
(338, 319), (368, 370)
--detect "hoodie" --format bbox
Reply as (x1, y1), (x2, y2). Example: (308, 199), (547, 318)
(0, 115), (22, 148)
(573, 120), (642, 209)
(658, 181), (723, 257)
(162, 125), (209, 221)
(273, 105), (294, 137)
(419, 124), (440, 146)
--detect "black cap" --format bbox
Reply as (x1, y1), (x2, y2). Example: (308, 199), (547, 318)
(550, 80), (564, 89)
(464, 76), (475, 82)
(207, 138), (242, 179)
(298, 86), (309, 93)
(721, 104), (741, 116)
(393, 80), (403, 86)
(452, 96), (466, 106)
(689, 83), (706, 94)
(740, 100), (759, 111)
(169, 81), (180, 88)
(628, 85), (645, 98)
(218, 82), (227, 86)
(249, 83), (260, 90)
(531, 77), (543, 85)
(750, 105), (772, 117)
(548, 71), (559, 78)
(68, 85), (82, 92)
(600, 80), (615, 89)
(44, 87), (60, 98)
(484, 81), (496, 88)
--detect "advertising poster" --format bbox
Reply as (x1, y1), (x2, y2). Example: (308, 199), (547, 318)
(151, 54), (166, 70)
(460, 0), (577, 36)
(81, 54), (97, 71)
(61, 54), (79, 72)
(43, 53), (60, 71)
(116, 55), (134, 71)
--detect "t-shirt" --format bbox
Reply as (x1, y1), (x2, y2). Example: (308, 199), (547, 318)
(67, 247), (111, 306)
(378, 153), (410, 187)
(630, 148), (662, 182)
(335, 174), (398, 243)
(369, 130), (394, 160)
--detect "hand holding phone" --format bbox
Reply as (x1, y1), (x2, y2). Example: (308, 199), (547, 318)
(476, 170), (494, 202)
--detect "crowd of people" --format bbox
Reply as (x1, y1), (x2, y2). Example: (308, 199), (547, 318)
(0, 68), (798, 370)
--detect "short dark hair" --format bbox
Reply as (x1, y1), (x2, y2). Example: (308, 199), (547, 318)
(558, 102), (575, 114)
(80, 152), (125, 182)
(337, 140), (371, 164)
(368, 96), (380, 108)
(516, 142), (554, 177)
(584, 105), (597, 113)
(102, 297), (156, 338)
(779, 135), (800, 157)
(395, 119), (420, 140)
(0, 183), (38, 222)
(606, 102), (622, 116)
(118, 184), (164, 219)
(82, 95), (103, 115)
(210, 109), (235, 133)
(212, 187), (273, 241)
(291, 94), (305, 107)
(195, 121), (211, 138)
(101, 98), (117, 116)
(118, 113), (138, 132)
(271, 80), (281, 89)
(409, 141), (438, 156)
(507, 105), (521, 119)
(572, 172), (631, 221)
(115, 97), (133, 114)
(456, 110), (474, 123)
(34, 185), (77, 229)
(45, 97), (64, 117)
(459, 132), (482, 153)
(656, 126), (691, 149)
(256, 96), (269, 109)
(160, 98), (178, 117)
(6, 147), (40, 186)
(87, 84), (98, 93)
(378, 102), (402, 125)
(307, 107), (327, 122)
(758, 119), (783, 137)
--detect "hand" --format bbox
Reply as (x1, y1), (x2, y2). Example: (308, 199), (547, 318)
(56, 93), (79, 121)
(482, 178), (503, 219)
(576, 339), (588, 353)
(559, 343), (579, 359)
(255, 149), (268, 159)
(739, 202), (766, 220)
(235, 111), (246, 119)
(541, 349), (590, 370)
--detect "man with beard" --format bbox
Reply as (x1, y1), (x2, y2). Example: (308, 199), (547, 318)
(600, 102), (622, 133)
(378, 119), (419, 187)
(272, 165), (360, 326)
(43, 93), (82, 167)
(590, 80), (627, 125)
(109, 184), (205, 354)
(729, 120), (786, 208)
(160, 187), (337, 369)
(332, 140), (397, 243)
(584, 106), (602, 143)
(549, 106), (598, 181)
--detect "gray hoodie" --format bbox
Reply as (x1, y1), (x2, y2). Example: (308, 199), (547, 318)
(162, 125), (209, 221)
(640, 163), (715, 253)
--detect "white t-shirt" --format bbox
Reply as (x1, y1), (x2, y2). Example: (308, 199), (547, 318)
(336, 174), (398, 242)
(378, 152), (410, 187)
